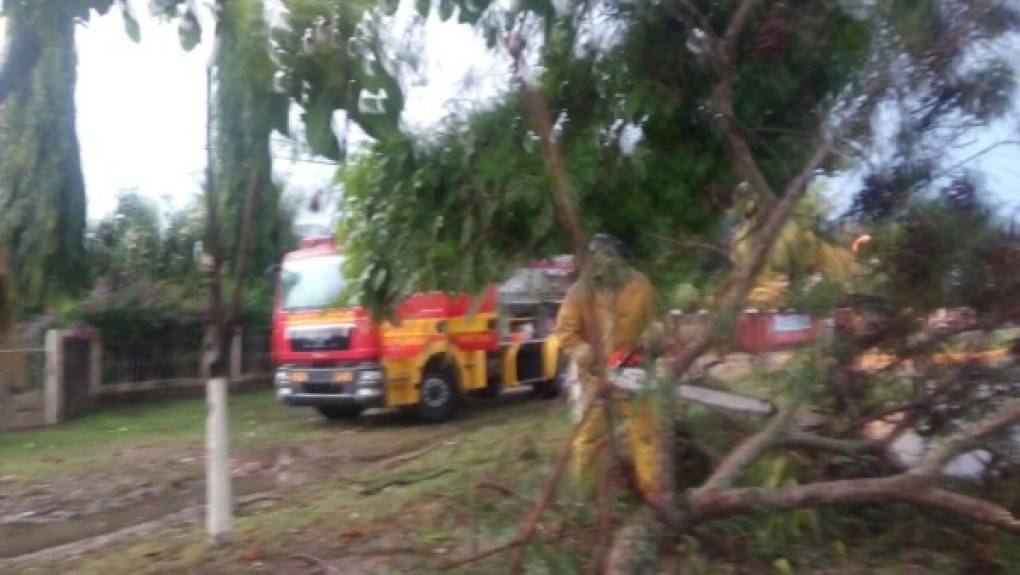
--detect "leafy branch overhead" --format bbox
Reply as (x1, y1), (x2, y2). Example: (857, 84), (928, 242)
(334, 0), (1016, 316)
(328, 0), (1020, 571)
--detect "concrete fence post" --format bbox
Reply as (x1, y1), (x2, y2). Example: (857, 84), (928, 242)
(206, 377), (232, 543)
(230, 327), (243, 381)
(43, 330), (64, 425)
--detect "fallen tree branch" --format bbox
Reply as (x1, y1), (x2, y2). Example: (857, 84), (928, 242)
(438, 539), (521, 572)
(291, 553), (341, 575)
(699, 406), (796, 490)
(355, 468), (453, 496)
(908, 399), (1020, 478)
(475, 477), (517, 499)
(438, 526), (600, 571)
(840, 401), (926, 435)
(690, 528), (774, 574)
(685, 400), (1020, 534)
(591, 464), (614, 574)
(507, 407), (590, 573)
(902, 488), (1020, 534)
(782, 430), (884, 456)
(688, 479), (1020, 535)
(604, 508), (662, 574)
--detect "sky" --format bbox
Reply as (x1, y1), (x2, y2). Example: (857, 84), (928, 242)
(2, 0), (1016, 227)
(75, 5), (213, 220)
(73, 0), (513, 231)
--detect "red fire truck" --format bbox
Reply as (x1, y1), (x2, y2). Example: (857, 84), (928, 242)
(272, 237), (571, 422)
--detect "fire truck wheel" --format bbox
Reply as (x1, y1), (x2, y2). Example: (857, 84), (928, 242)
(416, 370), (458, 422)
(316, 405), (364, 420)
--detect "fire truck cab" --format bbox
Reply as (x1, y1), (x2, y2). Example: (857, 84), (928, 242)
(272, 237), (571, 422)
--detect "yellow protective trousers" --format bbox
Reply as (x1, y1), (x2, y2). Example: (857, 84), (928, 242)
(572, 387), (665, 503)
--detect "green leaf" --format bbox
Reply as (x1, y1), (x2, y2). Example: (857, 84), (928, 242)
(303, 100), (342, 161)
(93, 1), (117, 17)
(178, 9), (201, 52)
(416, 0), (431, 18)
(122, 7), (141, 43)
(439, 0), (454, 21)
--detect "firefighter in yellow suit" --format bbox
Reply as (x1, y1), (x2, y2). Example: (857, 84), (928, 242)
(554, 234), (665, 503)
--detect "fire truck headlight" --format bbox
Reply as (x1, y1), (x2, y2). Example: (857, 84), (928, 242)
(274, 369), (290, 388)
(358, 369), (384, 385)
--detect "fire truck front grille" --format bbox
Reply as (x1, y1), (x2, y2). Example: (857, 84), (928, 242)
(288, 327), (352, 352)
(303, 382), (346, 394)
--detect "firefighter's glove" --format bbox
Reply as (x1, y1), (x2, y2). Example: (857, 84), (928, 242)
(570, 343), (594, 374)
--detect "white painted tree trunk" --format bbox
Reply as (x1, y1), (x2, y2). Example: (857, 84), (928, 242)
(206, 377), (232, 543)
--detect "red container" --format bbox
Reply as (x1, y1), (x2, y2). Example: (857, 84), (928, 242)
(735, 311), (822, 352)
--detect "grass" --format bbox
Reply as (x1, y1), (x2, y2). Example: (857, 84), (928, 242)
(16, 393), (575, 574)
(5, 385), (1018, 574)
(0, 389), (340, 479)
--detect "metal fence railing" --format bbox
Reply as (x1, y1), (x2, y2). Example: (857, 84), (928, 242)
(2, 325), (279, 427)
(102, 338), (203, 386)
(241, 330), (272, 376)
(101, 327), (272, 389)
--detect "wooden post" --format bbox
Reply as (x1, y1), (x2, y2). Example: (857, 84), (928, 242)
(206, 377), (232, 543)
(44, 330), (64, 425)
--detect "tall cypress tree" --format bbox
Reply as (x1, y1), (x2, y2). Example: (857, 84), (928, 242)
(0, 2), (88, 314)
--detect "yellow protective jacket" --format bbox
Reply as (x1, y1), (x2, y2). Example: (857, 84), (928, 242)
(553, 270), (665, 502)
(553, 270), (657, 361)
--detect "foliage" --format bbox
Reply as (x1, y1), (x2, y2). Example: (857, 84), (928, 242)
(733, 187), (856, 310)
(57, 275), (273, 344)
(668, 282), (702, 311)
(76, 190), (276, 340)
(338, 103), (563, 313)
(214, 0), (295, 281)
(160, 197), (207, 278)
(86, 191), (204, 284)
(60, 278), (208, 342)
(0, 2), (88, 315)
(271, 0), (406, 159)
(334, 0), (878, 314)
(0, 0), (147, 316)
(331, 1), (1020, 567)
(851, 173), (1020, 314)
(88, 192), (165, 283)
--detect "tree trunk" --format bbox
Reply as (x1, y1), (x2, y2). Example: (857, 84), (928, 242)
(203, 62), (228, 378)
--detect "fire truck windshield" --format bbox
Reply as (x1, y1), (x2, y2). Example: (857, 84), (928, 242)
(281, 255), (347, 311)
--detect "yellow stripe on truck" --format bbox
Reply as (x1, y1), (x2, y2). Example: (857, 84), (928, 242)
(286, 310), (357, 325)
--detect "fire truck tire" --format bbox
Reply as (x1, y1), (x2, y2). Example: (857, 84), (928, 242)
(316, 405), (364, 420)
(416, 370), (458, 422)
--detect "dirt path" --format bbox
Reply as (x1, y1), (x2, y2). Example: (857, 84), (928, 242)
(0, 387), (560, 571)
